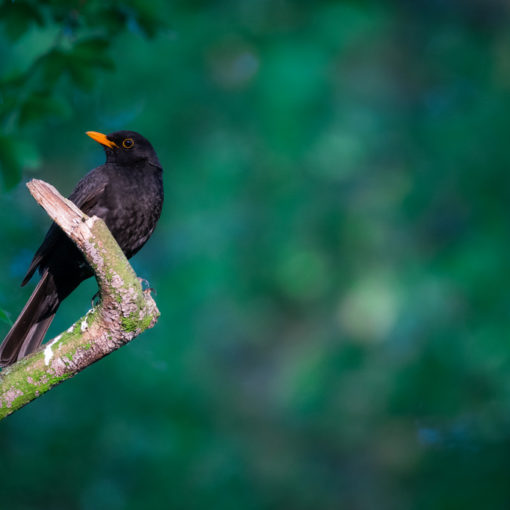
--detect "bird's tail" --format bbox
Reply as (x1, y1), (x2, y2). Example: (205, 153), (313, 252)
(0, 271), (59, 367)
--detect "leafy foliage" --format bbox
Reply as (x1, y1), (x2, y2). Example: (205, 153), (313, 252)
(0, 0), (166, 188)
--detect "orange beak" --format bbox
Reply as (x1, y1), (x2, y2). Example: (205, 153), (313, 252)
(86, 131), (118, 149)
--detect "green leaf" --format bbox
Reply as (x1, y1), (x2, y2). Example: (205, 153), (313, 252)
(85, 7), (126, 36)
(0, 136), (41, 189)
(67, 63), (95, 91)
(2, 3), (44, 41)
(129, 0), (168, 37)
(73, 37), (110, 56)
(0, 136), (23, 189)
(71, 37), (115, 71)
(41, 49), (68, 87)
(19, 94), (71, 126)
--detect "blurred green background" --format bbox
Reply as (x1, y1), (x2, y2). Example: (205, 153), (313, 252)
(2, 0), (510, 508)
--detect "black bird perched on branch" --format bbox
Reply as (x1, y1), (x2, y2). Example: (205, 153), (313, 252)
(0, 130), (164, 367)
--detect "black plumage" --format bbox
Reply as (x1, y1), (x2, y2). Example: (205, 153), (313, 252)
(0, 130), (164, 366)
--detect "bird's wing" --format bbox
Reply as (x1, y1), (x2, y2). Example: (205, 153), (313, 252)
(21, 168), (109, 286)
(67, 169), (108, 213)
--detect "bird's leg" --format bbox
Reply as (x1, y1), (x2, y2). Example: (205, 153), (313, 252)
(90, 291), (101, 308)
(138, 277), (155, 295)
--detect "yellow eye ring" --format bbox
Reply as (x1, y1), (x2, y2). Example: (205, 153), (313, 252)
(122, 138), (134, 149)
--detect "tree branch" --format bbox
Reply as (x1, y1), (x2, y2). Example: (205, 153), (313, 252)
(0, 179), (160, 420)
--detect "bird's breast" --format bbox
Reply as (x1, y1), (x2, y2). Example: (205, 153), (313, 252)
(102, 165), (163, 259)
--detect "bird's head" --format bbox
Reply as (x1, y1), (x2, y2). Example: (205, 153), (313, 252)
(86, 130), (162, 168)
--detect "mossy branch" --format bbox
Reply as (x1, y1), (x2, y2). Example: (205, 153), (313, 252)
(0, 179), (160, 420)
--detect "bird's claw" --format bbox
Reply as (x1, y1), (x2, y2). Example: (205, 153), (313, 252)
(138, 277), (156, 295)
(90, 291), (101, 308)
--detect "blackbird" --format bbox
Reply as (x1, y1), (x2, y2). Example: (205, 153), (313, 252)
(0, 130), (164, 367)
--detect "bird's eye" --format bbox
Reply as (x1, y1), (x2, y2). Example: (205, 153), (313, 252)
(122, 138), (134, 149)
